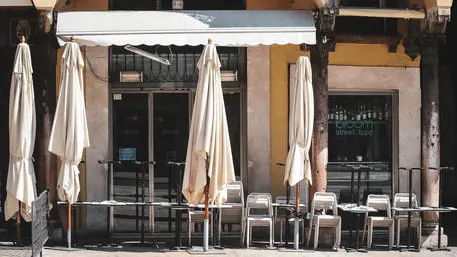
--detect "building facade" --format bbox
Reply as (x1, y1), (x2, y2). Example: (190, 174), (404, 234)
(0, 0), (455, 247)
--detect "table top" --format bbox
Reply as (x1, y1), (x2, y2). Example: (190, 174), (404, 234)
(338, 203), (377, 213)
(57, 201), (177, 207)
(57, 201), (243, 208)
(392, 206), (457, 212)
(272, 203), (306, 208)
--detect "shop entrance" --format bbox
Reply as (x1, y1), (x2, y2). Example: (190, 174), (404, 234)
(111, 92), (190, 233)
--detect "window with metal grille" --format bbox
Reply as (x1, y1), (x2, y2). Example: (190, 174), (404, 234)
(110, 45), (244, 87)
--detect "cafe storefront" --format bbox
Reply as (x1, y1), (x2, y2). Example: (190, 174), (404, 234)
(56, 9), (316, 234)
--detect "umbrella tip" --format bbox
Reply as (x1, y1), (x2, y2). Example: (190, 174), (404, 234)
(70, 36), (76, 42)
(208, 38), (213, 44)
(20, 36), (25, 43)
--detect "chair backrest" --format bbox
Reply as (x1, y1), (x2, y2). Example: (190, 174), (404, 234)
(246, 193), (272, 217)
(226, 181), (244, 206)
(393, 193), (418, 216)
(311, 192), (338, 216)
(275, 196), (296, 204)
(393, 193), (418, 208)
(366, 194), (391, 217)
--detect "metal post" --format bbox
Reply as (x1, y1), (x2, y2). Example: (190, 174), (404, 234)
(294, 186), (300, 250)
(67, 202), (71, 248)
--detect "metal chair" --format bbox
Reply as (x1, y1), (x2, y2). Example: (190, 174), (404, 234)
(362, 194), (394, 249)
(245, 193), (274, 248)
(188, 209), (213, 246)
(218, 181), (245, 246)
(306, 192), (341, 250)
(274, 196), (305, 244)
(392, 193), (421, 249)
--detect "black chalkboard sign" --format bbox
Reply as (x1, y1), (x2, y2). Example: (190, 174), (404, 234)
(32, 190), (49, 257)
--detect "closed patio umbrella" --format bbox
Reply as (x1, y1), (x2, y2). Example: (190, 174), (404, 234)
(182, 39), (235, 251)
(48, 38), (90, 248)
(283, 56), (314, 249)
(5, 37), (37, 231)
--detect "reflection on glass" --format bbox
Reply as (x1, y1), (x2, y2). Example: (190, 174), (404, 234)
(153, 93), (189, 233)
(112, 93), (149, 232)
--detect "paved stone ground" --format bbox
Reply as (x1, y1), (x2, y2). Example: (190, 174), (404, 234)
(2, 246), (457, 257)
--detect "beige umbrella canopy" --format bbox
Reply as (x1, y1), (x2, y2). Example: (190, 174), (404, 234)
(182, 39), (236, 207)
(283, 56), (314, 250)
(48, 40), (90, 204)
(5, 39), (37, 222)
(284, 56), (314, 187)
(182, 39), (236, 251)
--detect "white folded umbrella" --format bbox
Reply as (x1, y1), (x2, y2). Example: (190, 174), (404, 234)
(283, 56), (314, 250)
(284, 56), (314, 187)
(49, 41), (90, 204)
(182, 40), (236, 206)
(182, 39), (236, 251)
(5, 41), (37, 222)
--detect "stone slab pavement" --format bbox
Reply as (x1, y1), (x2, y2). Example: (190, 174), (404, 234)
(2, 246), (457, 257)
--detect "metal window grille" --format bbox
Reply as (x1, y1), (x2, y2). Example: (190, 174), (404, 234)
(110, 45), (243, 85)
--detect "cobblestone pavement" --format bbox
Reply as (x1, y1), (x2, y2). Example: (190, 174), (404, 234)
(2, 246), (457, 257)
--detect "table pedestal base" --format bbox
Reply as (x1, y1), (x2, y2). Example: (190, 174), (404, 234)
(187, 247), (226, 255)
(345, 247), (368, 253)
(399, 247), (420, 252)
(278, 247), (309, 252)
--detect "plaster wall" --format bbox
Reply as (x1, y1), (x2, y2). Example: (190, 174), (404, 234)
(84, 46), (109, 230)
(328, 66), (421, 200)
(247, 46), (271, 194)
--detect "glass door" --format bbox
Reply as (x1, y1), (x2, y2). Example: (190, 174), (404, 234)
(152, 93), (190, 233)
(112, 93), (150, 233)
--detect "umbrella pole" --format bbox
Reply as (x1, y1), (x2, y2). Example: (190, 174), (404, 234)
(204, 186), (209, 252)
(16, 203), (21, 245)
(203, 159), (210, 252)
(294, 186), (300, 250)
(67, 202), (72, 248)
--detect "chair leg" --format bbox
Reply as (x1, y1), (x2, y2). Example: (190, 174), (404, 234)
(279, 221), (283, 244)
(417, 220), (422, 249)
(188, 218), (192, 247)
(396, 220), (400, 249)
(270, 222), (273, 248)
(362, 214), (368, 245)
(389, 223), (394, 250)
(367, 222), (373, 249)
(307, 221), (312, 247)
(314, 219), (319, 250)
(336, 219), (342, 249)
(246, 222), (250, 248)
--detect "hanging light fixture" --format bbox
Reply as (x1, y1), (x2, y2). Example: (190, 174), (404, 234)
(124, 45), (171, 66)
(172, 0), (184, 10)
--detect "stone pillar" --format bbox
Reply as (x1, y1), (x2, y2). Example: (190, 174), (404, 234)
(309, 11), (335, 194)
(420, 35), (442, 239)
(33, 23), (58, 216)
(85, 46), (109, 231)
(247, 46), (270, 193)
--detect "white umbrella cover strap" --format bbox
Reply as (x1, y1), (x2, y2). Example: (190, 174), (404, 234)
(182, 41), (235, 206)
(5, 41), (37, 222)
(49, 41), (90, 204)
(284, 56), (314, 187)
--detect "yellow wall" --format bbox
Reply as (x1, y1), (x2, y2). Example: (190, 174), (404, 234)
(269, 43), (420, 198)
(247, 0), (423, 198)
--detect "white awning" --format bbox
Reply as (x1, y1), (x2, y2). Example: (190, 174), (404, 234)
(56, 10), (316, 47)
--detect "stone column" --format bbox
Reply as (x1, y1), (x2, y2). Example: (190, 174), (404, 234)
(85, 46), (109, 231)
(33, 23), (58, 216)
(309, 11), (335, 194)
(420, 35), (442, 239)
(247, 46), (270, 193)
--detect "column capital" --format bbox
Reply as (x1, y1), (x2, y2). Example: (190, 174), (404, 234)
(402, 19), (446, 62)
(311, 11), (336, 60)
